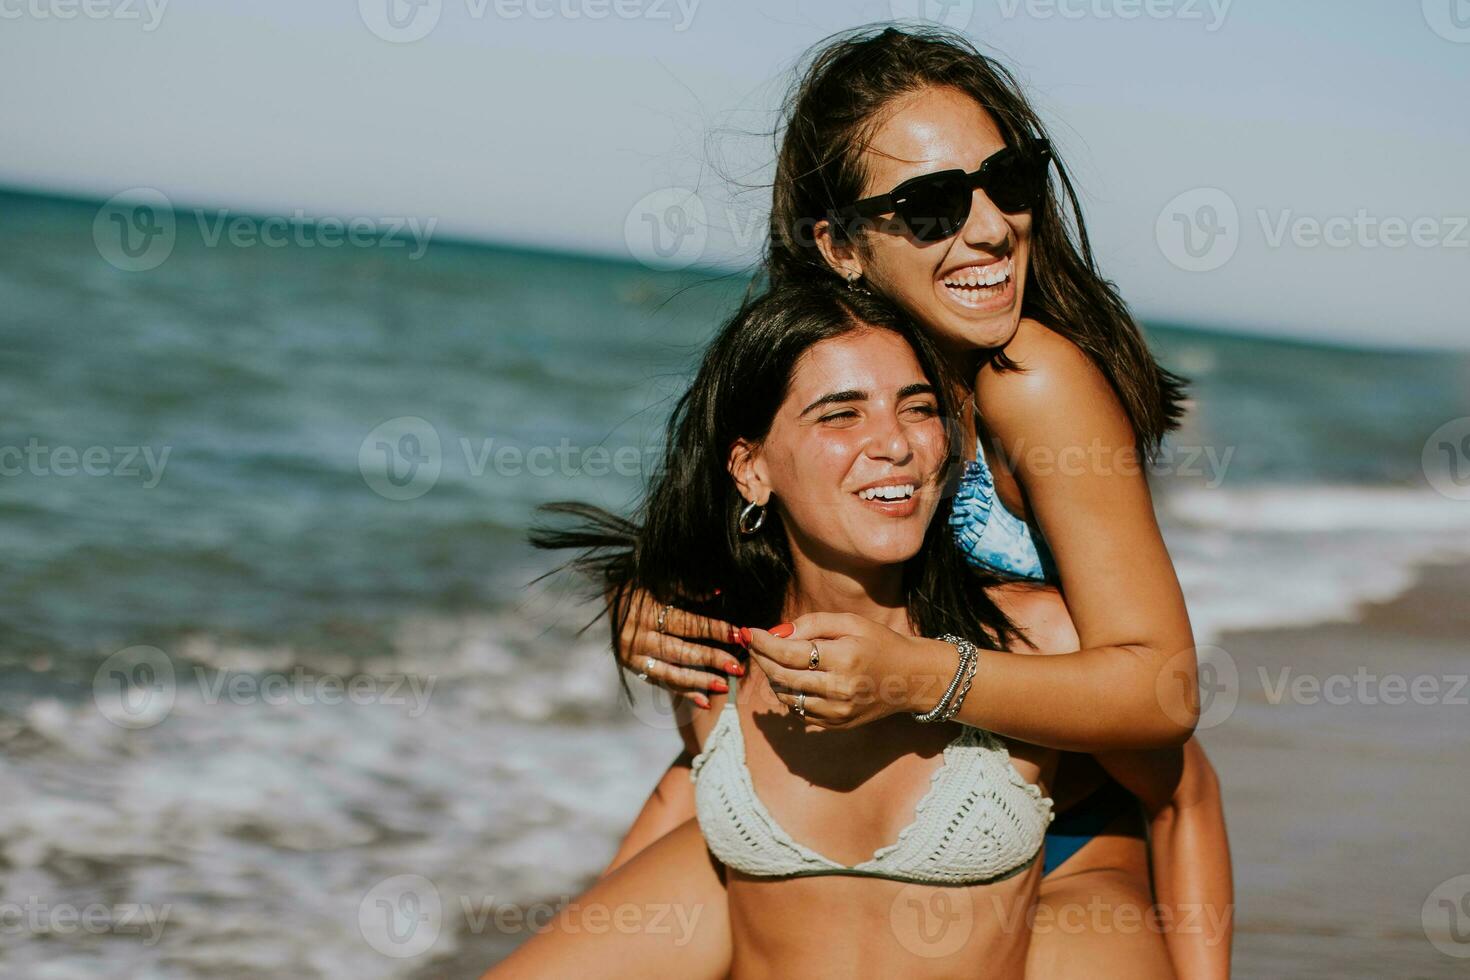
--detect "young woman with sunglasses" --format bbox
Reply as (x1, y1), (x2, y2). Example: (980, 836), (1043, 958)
(603, 25), (1231, 977)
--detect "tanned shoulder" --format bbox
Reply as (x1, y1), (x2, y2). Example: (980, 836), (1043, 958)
(974, 318), (1132, 445)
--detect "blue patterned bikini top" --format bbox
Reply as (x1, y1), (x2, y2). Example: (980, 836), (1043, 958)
(948, 443), (1058, 582)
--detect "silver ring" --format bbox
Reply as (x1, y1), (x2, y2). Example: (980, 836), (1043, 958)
(808, 642), (820, 670)
(793, 693), (806, 716)
(637, 656), (655, 682)
(656, 604), (673, 634)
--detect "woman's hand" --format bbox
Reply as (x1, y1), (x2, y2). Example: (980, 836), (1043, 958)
(611, 586), (745, 709)
(742, 613), (956, 729)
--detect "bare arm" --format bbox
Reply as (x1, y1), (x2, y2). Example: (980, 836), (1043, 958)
(601, 751), (699, 878)
(600, 702), (710, 877)
(484, 818), (730, 980)
(1096, 740), (1234, 980)
(955, 322), (1198, 747)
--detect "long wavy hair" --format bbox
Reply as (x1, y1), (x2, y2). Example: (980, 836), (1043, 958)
(531, 280), (1015, 688)
(767, 24), (1187, 454)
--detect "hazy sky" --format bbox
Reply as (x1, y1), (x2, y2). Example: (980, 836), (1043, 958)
(2, 0), (1467, 347)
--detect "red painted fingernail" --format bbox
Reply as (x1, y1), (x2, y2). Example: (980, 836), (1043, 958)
(693, 694), (710, 710)
(728, 625), (742, 645)
(709, 678), (729, 693)
(770, 623), (795, 638)
(713, 588), (722, 595)
(737, 627), (751, 647)
(724, 661), (745, 676)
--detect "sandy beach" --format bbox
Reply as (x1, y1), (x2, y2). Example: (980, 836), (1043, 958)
(1209, 559), (1470, 978)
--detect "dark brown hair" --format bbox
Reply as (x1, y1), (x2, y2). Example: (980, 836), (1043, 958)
(767, 24), (1187, 454)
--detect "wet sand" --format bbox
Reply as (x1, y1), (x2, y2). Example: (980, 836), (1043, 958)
(1207, 560), (1470, 978)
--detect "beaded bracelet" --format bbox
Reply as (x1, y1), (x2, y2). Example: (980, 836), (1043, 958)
(913, 634), (979, 723)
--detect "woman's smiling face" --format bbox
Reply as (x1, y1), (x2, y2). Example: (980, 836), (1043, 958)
(730, 327), (949, 570)
(820, 85), (1033, 359)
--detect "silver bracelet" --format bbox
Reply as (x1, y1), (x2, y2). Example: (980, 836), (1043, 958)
(943, 638), (981, 722)
(913, 634), (978, 723)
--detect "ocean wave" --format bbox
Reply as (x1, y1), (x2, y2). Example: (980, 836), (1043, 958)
(0, 606), (682, 978)
(1162, 484), (1470, 644)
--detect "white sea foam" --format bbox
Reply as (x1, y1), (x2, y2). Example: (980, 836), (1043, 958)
(0, 611), (679, 978)
(1161, 484), (1470, 644)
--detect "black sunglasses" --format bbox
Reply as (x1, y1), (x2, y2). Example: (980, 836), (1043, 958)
(832, 138), (1051, 243)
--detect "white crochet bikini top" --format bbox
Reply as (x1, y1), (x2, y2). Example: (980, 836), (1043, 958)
(690, 674), (1054, 885)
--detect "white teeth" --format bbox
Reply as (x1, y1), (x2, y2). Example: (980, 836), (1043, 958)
(942, 258), (1011, 288)
(859, 483), (915, 501)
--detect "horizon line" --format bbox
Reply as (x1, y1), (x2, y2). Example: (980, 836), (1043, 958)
(3, 181), (1462, 359)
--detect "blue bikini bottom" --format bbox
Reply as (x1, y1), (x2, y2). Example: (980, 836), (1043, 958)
(1041, 778), (1142, 877)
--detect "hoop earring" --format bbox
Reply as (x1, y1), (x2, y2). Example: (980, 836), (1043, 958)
(737, 499), (767, 536)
